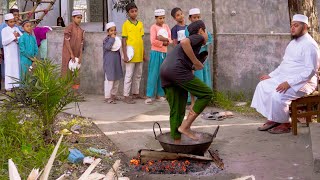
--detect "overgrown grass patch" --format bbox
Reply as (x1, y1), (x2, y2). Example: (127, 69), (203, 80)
(211, 90), (257, 114)
(0, 109), (68, 179)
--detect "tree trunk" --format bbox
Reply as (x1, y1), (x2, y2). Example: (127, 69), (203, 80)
(211, 0), (218, 91)
(288, 0), (320, 43)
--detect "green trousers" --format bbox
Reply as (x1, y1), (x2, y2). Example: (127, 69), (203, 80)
(164, 77), (213, 139)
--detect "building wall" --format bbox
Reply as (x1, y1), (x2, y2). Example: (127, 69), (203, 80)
(216, 34), (291, 96)
(47, 28), (290, 96)
(46, 0), (319, 97)
(47, 29), (149, 95)
(215, 0), (290, 33)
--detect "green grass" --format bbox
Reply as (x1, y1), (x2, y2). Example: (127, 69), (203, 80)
(0, 109), (67, 179)
(211, 90), (257, 114)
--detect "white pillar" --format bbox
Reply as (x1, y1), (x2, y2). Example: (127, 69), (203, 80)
(61, 0), (73, 25)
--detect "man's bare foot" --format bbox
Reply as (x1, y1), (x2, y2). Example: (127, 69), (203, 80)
(178, 127), (199, 140)
(174, 139), (181, 144)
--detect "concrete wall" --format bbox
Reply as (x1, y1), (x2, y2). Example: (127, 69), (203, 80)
(46, 0), (300, 96)
(47, 28), (150, 95)
(47, 28), (290, 97)
(216, 33), (291, 96)
(215, 0), (290, 33)
(136, 0), (213, 33)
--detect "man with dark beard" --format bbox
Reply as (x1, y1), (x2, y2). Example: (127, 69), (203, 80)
(251, 14), (320, 134)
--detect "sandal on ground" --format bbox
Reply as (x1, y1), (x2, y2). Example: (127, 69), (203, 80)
(201, 111), (225, 121)
(268, 124), (291, 134)
(123, 97), (136, 104)
(145, 98), (153, 105)
(225, 111), (234, 118)
(156, 96), (166, 102)
(104, 98), (117, 104)
(257, 121), (280, 131)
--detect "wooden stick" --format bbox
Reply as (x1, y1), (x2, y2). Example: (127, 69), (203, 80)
(139, 149), (212, 164)
(78, 158), (102, 180)
(40, 134), (64, 180)
(104, 160), (121, 180)
(34, 0), (57, 25)
(8, 159), (21, 180)
(20, 8), (54, 15)
(208, 150), (224, 170)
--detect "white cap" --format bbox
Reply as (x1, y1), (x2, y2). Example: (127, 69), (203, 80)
(189, 8), (200, 15)
(72, 10), (82, 17)
(106, 22), (116, 30)
(4, 13), (14, 21)
(292, 14), (309, 26)
(154, 9), (165, 16)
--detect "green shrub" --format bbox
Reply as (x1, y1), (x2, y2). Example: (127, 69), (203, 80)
(4, 58), (80, 139)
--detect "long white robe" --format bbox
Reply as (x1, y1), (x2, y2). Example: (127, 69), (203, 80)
(1, 26), (22, 90)
(251, 33), (320, 123)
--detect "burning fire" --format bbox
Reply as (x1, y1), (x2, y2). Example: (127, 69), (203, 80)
(130, 158), (192, 174)
(130, 158), (140, 165)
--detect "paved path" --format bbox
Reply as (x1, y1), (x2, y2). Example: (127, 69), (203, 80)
(65, 94), (318, 180)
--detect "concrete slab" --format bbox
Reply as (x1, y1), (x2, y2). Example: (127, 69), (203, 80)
(65, 95), (319, 180)
(310, 123), (320, 174)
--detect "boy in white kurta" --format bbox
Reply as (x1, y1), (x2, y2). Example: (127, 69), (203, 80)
(1, 13), (22, 91)
(251, 14), (320, 134)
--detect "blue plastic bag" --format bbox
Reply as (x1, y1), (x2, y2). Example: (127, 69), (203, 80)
(68, 148), (84, 163)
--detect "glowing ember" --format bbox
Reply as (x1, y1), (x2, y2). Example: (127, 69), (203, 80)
(130, 158), (140, 165)
(130, 158), (211, 174)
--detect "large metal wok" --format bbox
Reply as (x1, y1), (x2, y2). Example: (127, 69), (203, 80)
(153, 122), (220, 156)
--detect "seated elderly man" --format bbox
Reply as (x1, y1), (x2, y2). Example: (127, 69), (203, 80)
(251, 14), (320, 134)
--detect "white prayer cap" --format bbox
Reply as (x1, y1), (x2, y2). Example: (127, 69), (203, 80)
(72, 10), (82, 17)
(292, 14), (309, 26)
(106, 22), (116, 30)
(4, 13), (14, 21)
(154, 9), (165, 16)
(189, 8), (200, 15)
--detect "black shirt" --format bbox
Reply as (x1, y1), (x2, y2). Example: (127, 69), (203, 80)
(160, 34), (205, 87)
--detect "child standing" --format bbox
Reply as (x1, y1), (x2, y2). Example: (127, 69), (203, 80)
(122, 2), (145, 104)
(186, 8), (213, 108)
(170, 7), (187, 46)
(1, 13), (22, 90)
(103, 22), (123, 104)
(61, 10), (85, 91)
(145, 9), (172, 105)
(19, 20), (38, 80)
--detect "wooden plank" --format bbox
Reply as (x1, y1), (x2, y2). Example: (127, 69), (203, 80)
(40, 135), (63, 180)
(139, 149), (212, 164)
(208, 150), (224, 170)
(104, 160), (121, 180)
(78, 158), (102, 180)
(87, 172), (106, 180)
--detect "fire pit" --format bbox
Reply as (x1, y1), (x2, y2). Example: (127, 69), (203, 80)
(129, 123), (224, 175)
(130, 149), (223, 175)
(153, 122), (220, 156)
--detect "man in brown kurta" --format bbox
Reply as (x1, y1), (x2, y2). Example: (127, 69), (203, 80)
(61, 10), (85, 89)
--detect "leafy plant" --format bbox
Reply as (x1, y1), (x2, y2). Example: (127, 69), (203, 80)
(3, 58), (81, 139)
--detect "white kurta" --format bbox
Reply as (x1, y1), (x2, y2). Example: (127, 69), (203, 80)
(251, 33), (320, 123)
(1, 26), (22, 90)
